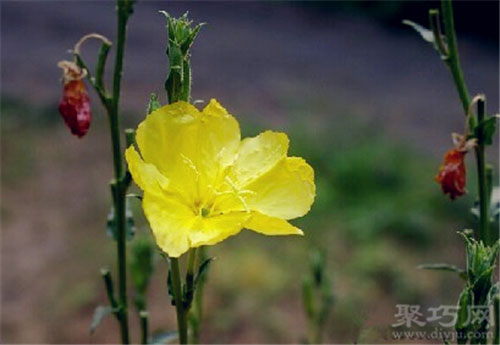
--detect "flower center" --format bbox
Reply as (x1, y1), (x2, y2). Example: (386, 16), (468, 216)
(200, 207), (210, 217)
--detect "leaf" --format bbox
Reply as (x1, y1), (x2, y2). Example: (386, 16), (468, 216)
(475, 116), (497, 146)
(150, 330), (178, 344)
(106, 199), (135, 241)
(402, 20), (435, 44)
(89, 305), (113, 334)
(147, 93), (161, 114)
(417, 263), (467, 280)
(194, 257), (213, 287)
(455, 287), (473, 343)
(488, 282), (500, 304)
(472, 266), (495, 305)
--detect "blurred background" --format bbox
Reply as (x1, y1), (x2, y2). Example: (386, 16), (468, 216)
(1, 1), (498, 343)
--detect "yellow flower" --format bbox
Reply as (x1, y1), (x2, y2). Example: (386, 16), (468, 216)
(125, 99), (315, 257)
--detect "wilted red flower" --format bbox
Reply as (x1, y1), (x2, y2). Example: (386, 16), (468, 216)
(58, 61), (91, 138)
(435, 148), (467, 200)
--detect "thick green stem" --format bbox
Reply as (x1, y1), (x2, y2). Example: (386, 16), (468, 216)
(440, 0), (490, 245)
(111, 181), (129, 344)
(475, 98), (489, 244)
(441, 0), (470, 114)
(71, 1), (132, 343)
(190, 247), (208, 344)
(186, 249), (197, 298)
(109, 1), (133, 343)
(170, 258), (188, 344)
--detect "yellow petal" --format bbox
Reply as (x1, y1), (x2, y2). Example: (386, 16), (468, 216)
(245, 157), (315, 219)
(229, 131), (289, 187)
(198, 99), (241, 178)
(142, 192), (196, 258)
(125, 146), (169, 194)
(188, 211), (250, 247)
(135, 100), (240, 203)
(245, 211), (303, 235)
(135, 101), (201, 200)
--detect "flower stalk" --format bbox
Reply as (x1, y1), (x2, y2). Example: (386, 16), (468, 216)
(437, 0), (490, 244)
(440, 0), (470, 114)
(162, 13), (203, 344)
(107, 0), (134, 340)
(474, 97), (489, 243)
(189, 247), (208, 344)
(169, 258), (189, 344)
(68, 0), (135, 342)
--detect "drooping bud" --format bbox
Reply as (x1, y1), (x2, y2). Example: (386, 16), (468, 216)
(57, 61), (91, 138)
(435, 148), (467, 200)
(435, 133), (476, 200)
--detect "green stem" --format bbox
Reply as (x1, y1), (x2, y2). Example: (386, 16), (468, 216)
(428, 9), (448, 57)
(101, 268), (119, 313)
(170, 258), (188, 344)
(111, 180), (129, 344)
(440, 0), (490, 245)
(95, 42), (112, 93)
(71, 1), (133, 343)
(109, 1), (133, 343)
(186, 249), (197, 299)
(441, 0), (471, 114)
(190, 247), (207, 344)
(475, 98), (489, 244)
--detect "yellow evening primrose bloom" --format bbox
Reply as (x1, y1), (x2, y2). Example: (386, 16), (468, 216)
(125, 99), (315, 257)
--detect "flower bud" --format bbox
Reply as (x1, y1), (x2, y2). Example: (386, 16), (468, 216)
(435, 148), (467, 200)
(57, 61), (91, 138)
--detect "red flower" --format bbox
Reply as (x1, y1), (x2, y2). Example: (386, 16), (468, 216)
(435, 148), (466, 200)
(58, 61), (91, 138)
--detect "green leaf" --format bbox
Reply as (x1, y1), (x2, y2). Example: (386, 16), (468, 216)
(89, 305), (114, 334)
(417, 263), (467, 280)
(472, 266), (495, 305)
(402, 20), (435, 44)
(455, 287), (473, 343)
(147, 93), (161, 114)
(488, 282), (500, 303)
(106, 199), (135, 241)
(475, 116), (498, 146)
(194, 257), (213, 287)
(150, 330), (178, 344)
